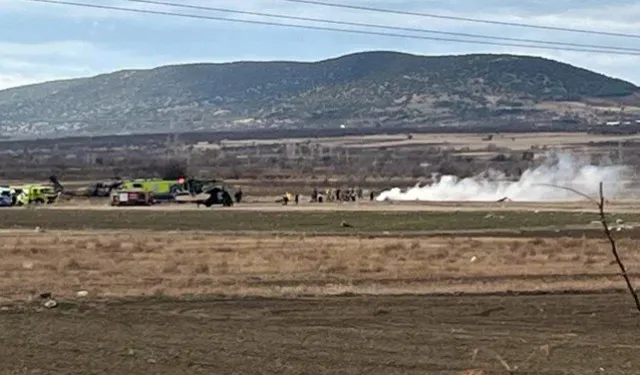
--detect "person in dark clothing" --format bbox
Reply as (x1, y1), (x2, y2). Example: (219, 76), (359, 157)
(234, 189), (243, 203)
(294, 194), (299, 205)
(370, 191), (375, 201)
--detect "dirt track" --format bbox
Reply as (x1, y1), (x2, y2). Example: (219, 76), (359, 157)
(1, 293), (637, 375)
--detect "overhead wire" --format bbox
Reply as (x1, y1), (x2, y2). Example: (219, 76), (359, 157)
(24, 0), (640, 56)
(117, 0), (640, 53)
(284, 0), (640, 40)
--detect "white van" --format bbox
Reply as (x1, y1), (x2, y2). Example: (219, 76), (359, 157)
(0, 186), (14, 207)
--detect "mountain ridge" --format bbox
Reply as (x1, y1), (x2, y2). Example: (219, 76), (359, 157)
(1, 50), (638, 137)
(4, 50), (635, 86)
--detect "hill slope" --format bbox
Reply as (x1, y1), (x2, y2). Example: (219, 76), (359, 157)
(0, 51), (638, 136)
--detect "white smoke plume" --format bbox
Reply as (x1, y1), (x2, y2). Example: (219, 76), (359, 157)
(376, 152), (632, 202)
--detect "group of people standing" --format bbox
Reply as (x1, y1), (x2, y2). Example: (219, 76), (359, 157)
(279, 187), (377, 205)
(310, 187), (375, 203)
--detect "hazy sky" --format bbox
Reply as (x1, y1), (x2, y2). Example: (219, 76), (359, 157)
(1, 0), (639, 90)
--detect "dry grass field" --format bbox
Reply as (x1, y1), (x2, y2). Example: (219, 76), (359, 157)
(1, 231), (638, 302)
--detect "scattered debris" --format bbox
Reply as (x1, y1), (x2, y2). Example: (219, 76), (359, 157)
(373, 308), (390, 316)
(485, 213), (505, 220)
(474, 306), (505, 317)
(76, 290), (89, 297)
(470, 256), (478, 263)
(340, 220), (353, 228)
(34, 226), (43, 232)
(44, 300), (57, 309)
(608, 223), (634, 231)
(21, 261), (34, 270)
(540, 344), (550, 357)
(39, 292), (51, 299)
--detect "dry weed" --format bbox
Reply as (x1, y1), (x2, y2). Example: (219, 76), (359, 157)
(0, 231), (637, 301)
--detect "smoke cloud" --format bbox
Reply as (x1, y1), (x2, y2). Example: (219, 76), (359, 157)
(376, 152), (631, 202)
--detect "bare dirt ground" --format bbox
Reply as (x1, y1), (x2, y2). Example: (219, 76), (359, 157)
(1, 293), (638, 374)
